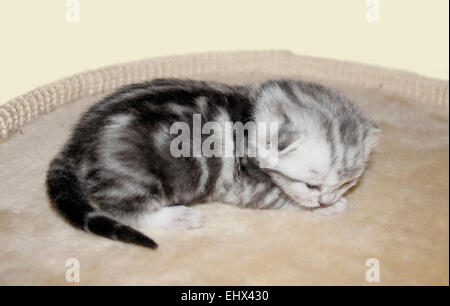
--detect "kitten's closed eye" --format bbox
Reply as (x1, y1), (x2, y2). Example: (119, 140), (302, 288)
(305, 183), (320, 190)
(266, 169), (320, 190)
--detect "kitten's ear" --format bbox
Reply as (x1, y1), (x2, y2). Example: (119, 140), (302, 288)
(279, 138), (303, 155)
(258, 138), (303, 169)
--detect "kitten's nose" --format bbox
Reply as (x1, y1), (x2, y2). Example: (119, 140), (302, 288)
(319, 193), (337, 205)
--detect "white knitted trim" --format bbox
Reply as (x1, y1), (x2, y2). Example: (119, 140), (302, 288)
(0, 50), (448, 141)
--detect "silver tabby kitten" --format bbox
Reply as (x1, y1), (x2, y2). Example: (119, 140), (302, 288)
(47, 79), (379, 249)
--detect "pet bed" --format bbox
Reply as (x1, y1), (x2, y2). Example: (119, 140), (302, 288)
(0, 50), (448, 285)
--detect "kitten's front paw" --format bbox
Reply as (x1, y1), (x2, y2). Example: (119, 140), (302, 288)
(313, 197), (348, 216)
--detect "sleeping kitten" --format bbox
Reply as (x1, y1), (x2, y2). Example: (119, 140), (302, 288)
(46, 79), (379, 249)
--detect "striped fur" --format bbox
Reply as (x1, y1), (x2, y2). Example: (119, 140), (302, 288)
(46, 78), (379, 248)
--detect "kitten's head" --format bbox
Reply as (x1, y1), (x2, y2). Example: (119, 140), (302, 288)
(251, 80), (379, 208)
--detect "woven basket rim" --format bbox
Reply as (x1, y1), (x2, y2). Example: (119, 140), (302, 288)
(0, 49), (448, 142)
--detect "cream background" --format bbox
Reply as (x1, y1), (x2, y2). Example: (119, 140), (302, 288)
(0, 0), (448, 105)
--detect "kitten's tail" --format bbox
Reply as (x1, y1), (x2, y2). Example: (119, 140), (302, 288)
(46, 155), (158, 249)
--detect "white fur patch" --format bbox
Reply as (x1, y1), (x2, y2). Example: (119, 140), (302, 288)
(136, 206), (203, 230)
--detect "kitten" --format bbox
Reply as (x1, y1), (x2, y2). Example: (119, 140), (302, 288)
(46, 78), (379, 249)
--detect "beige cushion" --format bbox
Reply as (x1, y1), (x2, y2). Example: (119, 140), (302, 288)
(0, 50), (448, 285)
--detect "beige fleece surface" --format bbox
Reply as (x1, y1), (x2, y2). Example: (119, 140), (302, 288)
(0, 51), (448, 285)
